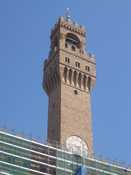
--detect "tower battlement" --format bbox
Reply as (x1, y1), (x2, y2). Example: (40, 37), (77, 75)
(51, 16), (86, 39)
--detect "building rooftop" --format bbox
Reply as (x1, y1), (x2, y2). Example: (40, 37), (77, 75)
(0, 129), (131, 175)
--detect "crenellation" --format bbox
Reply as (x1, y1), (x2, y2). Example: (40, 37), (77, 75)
(51, 17), (86, 41)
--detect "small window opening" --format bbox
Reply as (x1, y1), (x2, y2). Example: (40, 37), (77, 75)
(65, 57), (70, 63)
(75, 62), (80, 68)
(74, 90), (78, 95)
(85, 66), (90, 71)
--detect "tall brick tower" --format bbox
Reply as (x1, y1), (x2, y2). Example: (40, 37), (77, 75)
(43, 13), (96, 157)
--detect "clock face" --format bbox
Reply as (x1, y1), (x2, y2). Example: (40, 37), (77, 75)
(66, 136), (88, 157)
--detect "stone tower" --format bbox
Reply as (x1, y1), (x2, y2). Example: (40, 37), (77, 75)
(43, 14), (96, 157)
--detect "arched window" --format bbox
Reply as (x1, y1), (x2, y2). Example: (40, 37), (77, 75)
(65, 33), (80, 48)
(65, 57), (70, 63)
(75, 61), (80, 68)
(85, 66), (90, 71)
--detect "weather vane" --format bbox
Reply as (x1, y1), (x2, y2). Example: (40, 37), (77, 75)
(65, 8), (71, 21)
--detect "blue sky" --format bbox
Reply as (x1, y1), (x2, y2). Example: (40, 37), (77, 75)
(0, 0), (131, 165)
